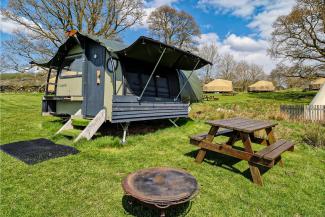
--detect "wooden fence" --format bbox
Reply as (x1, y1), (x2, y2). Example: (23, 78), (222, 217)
(280, 105), (325, 123)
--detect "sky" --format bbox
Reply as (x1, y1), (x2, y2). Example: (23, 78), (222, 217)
(0, 0), (297, 73)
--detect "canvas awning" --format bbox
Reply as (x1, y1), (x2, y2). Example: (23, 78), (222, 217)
(31, 32), (211, 70)
(115, 36), (211, 70)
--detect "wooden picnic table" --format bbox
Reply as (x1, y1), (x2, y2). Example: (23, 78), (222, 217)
(190, 117), (294, 186)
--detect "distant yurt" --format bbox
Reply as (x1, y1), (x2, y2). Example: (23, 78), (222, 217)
(309, 78), (325, 90)
(305, 82), (325, 121)
(248, 80), (275, 92)
(203, 79), (233, 93)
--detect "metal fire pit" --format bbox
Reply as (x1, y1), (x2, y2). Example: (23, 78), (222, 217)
(122, 167), (199, 217)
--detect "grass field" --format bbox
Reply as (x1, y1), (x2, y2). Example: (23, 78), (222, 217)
(1, 91), (325, 217)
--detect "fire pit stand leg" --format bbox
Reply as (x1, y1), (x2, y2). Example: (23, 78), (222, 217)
(160, 209), (166, 217)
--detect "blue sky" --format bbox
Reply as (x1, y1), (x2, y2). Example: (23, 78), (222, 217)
(0, 0), (297, 72)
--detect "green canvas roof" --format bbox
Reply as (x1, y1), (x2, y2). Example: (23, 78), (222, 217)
(32, 32), (211, 70)
(179, 70), (203, 102)
(115, 36), (211, 70)
(82, 32), (128, 51)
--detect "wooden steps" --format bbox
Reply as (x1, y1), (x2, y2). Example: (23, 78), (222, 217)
(74, 109), (106, 142)
(60, 129), (82, 138)
(72, 118), (91, 127)
(56, 109), (106, 142)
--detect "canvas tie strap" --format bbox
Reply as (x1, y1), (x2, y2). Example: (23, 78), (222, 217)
(174, 59), (200, 102)
(137, 48), (167, 101)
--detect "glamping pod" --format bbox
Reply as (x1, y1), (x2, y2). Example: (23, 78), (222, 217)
(248, 80), (275, 92)
(32, 31), (210, 142)
(203, 79), (233, 93)
(309, 78), (325, 90)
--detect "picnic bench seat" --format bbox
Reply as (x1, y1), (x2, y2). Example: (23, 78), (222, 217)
(254, 139), (294, 166)
(190, 129), (234, 145)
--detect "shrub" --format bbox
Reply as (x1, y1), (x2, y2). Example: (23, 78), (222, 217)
(302, 123), (325, 148)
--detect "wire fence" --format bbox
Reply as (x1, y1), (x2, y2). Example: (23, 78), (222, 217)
(280, 105), (325, 123)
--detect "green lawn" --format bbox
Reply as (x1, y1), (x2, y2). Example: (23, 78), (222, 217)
(1, 92), (325, 217)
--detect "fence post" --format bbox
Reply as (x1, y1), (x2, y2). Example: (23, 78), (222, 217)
(280, 104), (325, 123)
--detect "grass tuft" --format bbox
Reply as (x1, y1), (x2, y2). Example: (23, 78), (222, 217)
(303, 123), (325, 148)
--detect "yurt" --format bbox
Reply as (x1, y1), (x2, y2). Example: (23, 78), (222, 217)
(309, 78), (325, 90)
(310, 82), (325, 106)
(305, 82), (325, 121)
(248, 80), (275, 92)
(203, 79), (233, 93)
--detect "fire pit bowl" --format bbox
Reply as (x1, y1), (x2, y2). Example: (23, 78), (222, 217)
(122, 167), (199, 217)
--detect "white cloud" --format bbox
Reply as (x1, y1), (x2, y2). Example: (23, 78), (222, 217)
(195, 0), (297, 72)
(223, 34), (267, 52)
(196, 32), (277, 73)
(195, 32), (219, 46)
(145, 0), (180, 8)
(248, 0), (295, 38)
(197, 0), (296, 39)
(0, 13), (34, 35)
(0, 14), (21, 35)
(197, 0), (267, 17)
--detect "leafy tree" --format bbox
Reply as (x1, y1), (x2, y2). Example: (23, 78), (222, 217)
(147, 5), (200, 49)
(270, 64), (310, 88)
(269, 0), (325, 77)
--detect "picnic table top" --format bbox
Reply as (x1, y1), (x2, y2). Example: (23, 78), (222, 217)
(206, 117), (277, 133)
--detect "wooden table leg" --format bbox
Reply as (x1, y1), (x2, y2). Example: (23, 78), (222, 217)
(249, 162), (263, 186)
(266, 127), (284, 167)
(265, 127), (276, 144)
(240, 133), (254, 153)
(195, 126), (219, 163)
(195, 149), (207, 163)
(226, 131), (238, 146)
(240, 132), (263, 186)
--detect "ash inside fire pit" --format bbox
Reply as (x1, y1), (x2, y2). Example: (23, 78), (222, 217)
(122, 167), (199, 217)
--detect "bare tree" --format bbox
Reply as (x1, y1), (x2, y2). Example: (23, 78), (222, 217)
(1, 0), (144, 71)
(234, 61), (251, 91)
(270, 64), (310, 88)
(269, 65), (288, 87)
(233, 61), (266, 91)
(197, 42), (219, 82)
(249, 64), (267, 81)
(269, 0), (325, 77)
(217, 53), (237, 81)
(147, 5), (200, 49)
